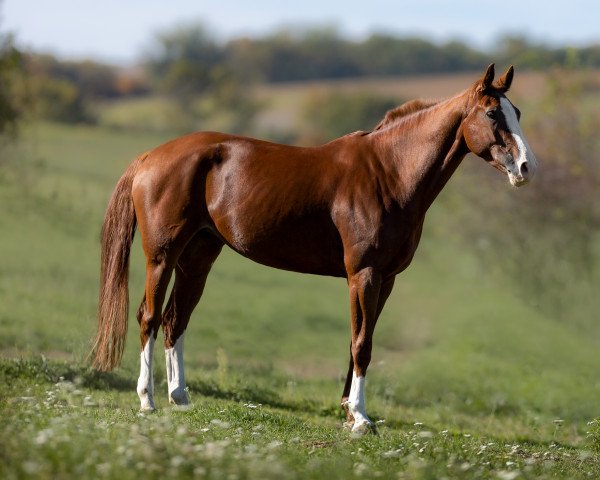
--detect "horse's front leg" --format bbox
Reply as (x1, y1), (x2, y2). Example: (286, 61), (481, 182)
(341, 276), (395, 429)
(344, 267), (383, 434)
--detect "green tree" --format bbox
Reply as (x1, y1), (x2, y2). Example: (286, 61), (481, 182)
(146, 24), (222, 100)
(0, 30), (22, 137)
(23, 54), (94, 123)
(144, 23), (259, 133)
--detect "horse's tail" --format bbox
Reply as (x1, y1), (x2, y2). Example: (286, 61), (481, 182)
(90, 153), (147, 371)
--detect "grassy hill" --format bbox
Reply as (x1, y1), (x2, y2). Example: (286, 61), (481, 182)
(1, 121), (599, 479)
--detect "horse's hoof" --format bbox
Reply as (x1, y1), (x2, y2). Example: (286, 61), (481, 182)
(168, 388), (190, 406)
(351, 420), (377, 435)
(342, 420), (355, 431)
(139, 404), (156, 413)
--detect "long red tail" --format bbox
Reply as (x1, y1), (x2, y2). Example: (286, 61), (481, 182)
(90, 154), (146, 371)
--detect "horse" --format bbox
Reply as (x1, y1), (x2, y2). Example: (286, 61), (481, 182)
(91, 64), (537, 433)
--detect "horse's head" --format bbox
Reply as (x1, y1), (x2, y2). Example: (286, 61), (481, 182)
(462, 64), (538, 186)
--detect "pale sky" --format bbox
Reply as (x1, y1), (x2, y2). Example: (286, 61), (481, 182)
(3, 0), (599, 64)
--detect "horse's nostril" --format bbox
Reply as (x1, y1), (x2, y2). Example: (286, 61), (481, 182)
(520, 163), (529, 175)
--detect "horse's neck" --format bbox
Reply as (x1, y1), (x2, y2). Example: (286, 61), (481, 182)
(372, 91), (470, 212)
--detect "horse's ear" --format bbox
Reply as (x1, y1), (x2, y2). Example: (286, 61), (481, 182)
(494, 65), (514, 93)
(476, 63), (495, 94)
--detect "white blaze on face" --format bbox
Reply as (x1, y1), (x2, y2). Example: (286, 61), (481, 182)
(137, 331), (156, 411)
(500, 97), (538, 184)
(165, 333), (189, 406)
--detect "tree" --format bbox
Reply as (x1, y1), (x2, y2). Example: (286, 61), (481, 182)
(23, 54), (98, 123)
(146, 24), (222, 100)
(144, 23), (259, 133)
(0, 29), (22, 137)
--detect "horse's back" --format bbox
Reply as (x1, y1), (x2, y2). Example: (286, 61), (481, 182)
(132, 131), (348, 276)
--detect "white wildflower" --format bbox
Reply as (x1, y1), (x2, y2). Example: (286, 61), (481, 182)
(22, 461), (39, 474)
(34, 428), (53, 445)
(579, 450), (593, 460)
(96, 463), (111, 475)
(204, 440), (231, 460)
(194, 466), (207, 476)
(210, 419), (230, 429)
(382, 449), (402, 458)
(354, 462), (369, 476)
(497, 470), (519, 480)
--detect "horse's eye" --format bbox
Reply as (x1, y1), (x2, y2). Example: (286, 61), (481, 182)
(486, 110), (497, 120)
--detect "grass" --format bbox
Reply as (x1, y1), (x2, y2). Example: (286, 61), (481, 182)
(1, 121), (599, 478)
(2, 358), (600, 479)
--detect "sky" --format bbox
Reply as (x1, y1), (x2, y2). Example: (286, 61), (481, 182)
(3, 0), (600, 65)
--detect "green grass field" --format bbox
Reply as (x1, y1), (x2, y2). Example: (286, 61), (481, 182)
(1, 121), (599, 479)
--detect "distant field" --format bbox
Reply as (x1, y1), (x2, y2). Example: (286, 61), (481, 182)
(1, 121), (600, 478)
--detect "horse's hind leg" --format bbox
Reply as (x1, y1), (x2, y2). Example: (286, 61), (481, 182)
(161, 231), (223, 405)
(136, 252), (177, 411)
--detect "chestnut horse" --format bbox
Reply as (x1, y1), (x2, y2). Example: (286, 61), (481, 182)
(91, 65), (537, 433)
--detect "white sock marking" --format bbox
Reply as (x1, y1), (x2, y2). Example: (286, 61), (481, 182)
(348, 371), (372, 431)
(165, 333), (189, 405)
(137, 332), (155, 411)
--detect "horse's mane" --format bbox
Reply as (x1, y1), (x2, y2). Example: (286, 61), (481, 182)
(373, 98), (440, 131)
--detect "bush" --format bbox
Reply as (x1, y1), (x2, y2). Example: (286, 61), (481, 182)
(26, 76), (92, 123)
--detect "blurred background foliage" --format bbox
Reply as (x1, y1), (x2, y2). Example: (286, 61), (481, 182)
(0, 28), (23, 138)
(3, 23), (600, 134)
